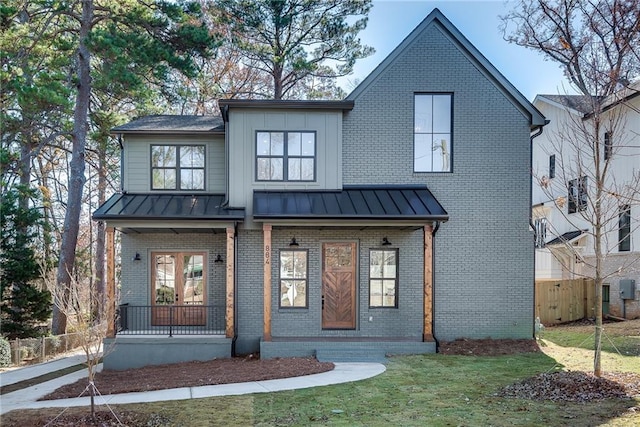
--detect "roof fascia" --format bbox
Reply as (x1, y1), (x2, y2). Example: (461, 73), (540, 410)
(218, 99), (354, 111)
(110, 129), (225, 136)
(346, 8), (546, 128)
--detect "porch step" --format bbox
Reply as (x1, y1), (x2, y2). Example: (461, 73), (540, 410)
(315, 348), (388, 364)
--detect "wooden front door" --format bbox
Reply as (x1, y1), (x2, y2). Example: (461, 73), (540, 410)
(152, 252), (206, 326)
(322, 242), (357, 329)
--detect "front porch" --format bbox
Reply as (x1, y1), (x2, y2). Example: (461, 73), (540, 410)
(261, 337), (436, 362)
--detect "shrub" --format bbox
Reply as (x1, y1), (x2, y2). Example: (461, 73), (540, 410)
(0, 337), (11, 367)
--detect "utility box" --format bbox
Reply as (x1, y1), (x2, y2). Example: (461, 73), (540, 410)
(619, 279), (636, 300)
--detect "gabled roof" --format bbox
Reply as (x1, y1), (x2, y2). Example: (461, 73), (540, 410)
(111, 115), (224, 135)
(253, 186), (448, 222)
(535, 95), (596, 115)
(93, 194), (244, 221)
(346, 8), (546, 128)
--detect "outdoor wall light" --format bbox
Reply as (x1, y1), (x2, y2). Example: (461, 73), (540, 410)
(289, 237), (299, 247)
(215, 254), (224, 263)
(381, 237), (392, 246)
(133, 252), (142, 261)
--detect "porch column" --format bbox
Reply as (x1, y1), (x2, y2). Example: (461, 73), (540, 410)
(263, 224), (272, 341)
(423, 224), (434, 342)
(225, 226), (235, 338)
(106, 226), (116, 338)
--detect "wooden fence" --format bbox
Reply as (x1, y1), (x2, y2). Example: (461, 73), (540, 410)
(535, 278), (596, 325)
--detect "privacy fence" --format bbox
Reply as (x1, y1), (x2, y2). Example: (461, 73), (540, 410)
(535, 278), (596, 325)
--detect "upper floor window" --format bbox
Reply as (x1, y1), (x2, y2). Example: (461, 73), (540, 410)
(568, 176), (587, 214)
(256, 131), (316, 181)
(369, 249), (398, 308)
(151, 145), (205, 190)
(619, 205), (631, 252)
(604, 132), (612, 161)
(414, 93), (452, 172)
(549, 154), (556, 179)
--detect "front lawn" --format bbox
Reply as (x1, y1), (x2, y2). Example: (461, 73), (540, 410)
(3, 320), (639, 426)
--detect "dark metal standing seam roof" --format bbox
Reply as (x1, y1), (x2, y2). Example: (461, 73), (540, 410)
(253, 186), (448, 221)
(93, 194), (245, 221)
(546, 230), (588, 246)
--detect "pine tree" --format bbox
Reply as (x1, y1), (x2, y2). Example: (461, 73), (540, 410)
(0, 186), (51, 339)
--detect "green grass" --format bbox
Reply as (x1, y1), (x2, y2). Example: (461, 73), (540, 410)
(3, 325), (639, 426)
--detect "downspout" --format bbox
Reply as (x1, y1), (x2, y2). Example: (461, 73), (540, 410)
(231, 221), (239, 356)
(222, 104), (230, 207)
(431, 220), (440, 351)
(529, 121), (549, 338)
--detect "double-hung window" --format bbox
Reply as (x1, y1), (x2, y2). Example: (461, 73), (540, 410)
(414, 93), (452, 172)
(568, 176), (587, 214)
(604, 132), (612, 161)
(256, 131), (316, 181)
(151, 145), (205, 190)
(369, 249), (398, 308)
(619, 205), (631, 252)
(279, 250), (308, 308)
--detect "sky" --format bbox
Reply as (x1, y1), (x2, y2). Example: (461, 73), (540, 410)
(339, 0), (574, 101)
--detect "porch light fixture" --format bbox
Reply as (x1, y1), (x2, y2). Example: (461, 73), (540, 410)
(215, 254), (224, 263)
(289, 237), (299, 247)
(381, 237), (392, 246)
(133, 252), (142, 261)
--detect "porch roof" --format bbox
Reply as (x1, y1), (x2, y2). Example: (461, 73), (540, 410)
(93, 194), (244, 221)
(546, 229), (588, 246)
(253, 186), (448, 222)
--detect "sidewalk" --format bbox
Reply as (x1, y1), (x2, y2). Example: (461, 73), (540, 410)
(1, 355), (385, 415)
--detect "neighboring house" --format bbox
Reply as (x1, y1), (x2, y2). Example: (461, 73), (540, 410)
(532, 83), (640, 320)
(94, 8), (546, 370)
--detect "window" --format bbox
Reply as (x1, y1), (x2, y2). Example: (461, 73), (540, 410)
(549, 154), (556, 178)
(151, 145), (205, 190)
(256, 131), (316, 181)
(604, 132), (612, 161)
(534, 217), (547, 248)
(279, 250), (308, 308)
(619, 205), (631, 252)
(568, 176), (587, 214)
(369, 249), (398, 308)
(414, 94), (452, 172)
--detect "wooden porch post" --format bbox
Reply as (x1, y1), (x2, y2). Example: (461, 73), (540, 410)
(225, 226), (235, 338)
(106, 226), (115, 338)
(423, 224), (434, 342)
(263, 224), (272, 341)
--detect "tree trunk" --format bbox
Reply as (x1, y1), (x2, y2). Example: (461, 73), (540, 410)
(273, 63), (284, 99)
(93, 139), (107, 320)
(52, 0), (93, 335)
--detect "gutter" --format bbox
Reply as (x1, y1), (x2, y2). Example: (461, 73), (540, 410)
(118, 134), (124, 193)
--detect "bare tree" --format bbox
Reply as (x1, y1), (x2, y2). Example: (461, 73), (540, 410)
(502, 0), (640, 376)
(45, 266), (110, 419)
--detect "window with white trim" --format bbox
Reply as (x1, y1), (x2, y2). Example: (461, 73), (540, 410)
(369, 249), (398, 308)
(256, 131), (316, 181)
(414, 94), (452, 172)
(619, 205), (631, 252)
(279, 250), (308, 308)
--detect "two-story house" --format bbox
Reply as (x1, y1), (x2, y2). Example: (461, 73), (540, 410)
(532, 83), (640, 320)
(94, 9), (546, 370)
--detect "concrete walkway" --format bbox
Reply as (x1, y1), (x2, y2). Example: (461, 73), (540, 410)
(0, 354), (385, 415)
